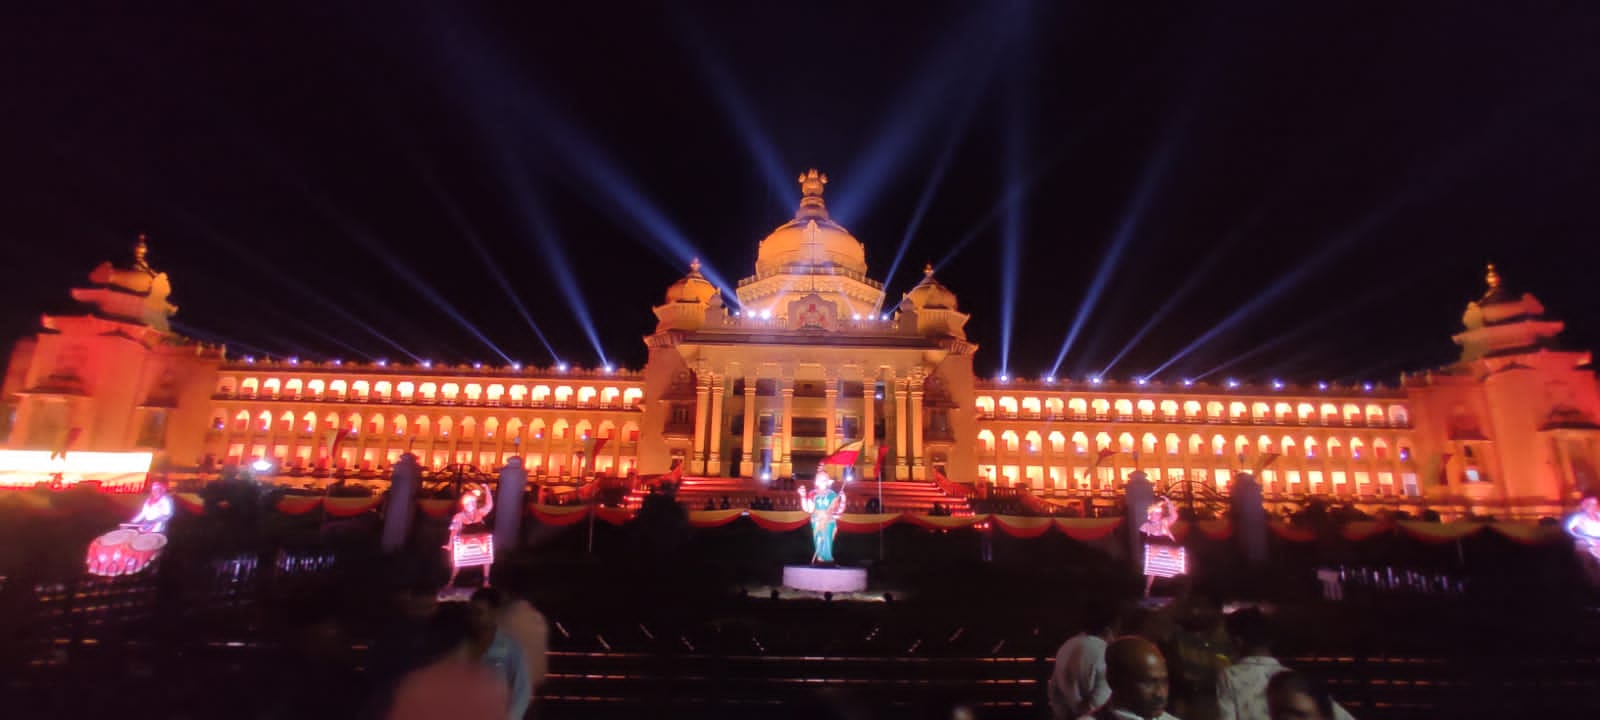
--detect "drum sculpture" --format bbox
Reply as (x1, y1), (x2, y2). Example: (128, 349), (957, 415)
(86, 480), (173, 577)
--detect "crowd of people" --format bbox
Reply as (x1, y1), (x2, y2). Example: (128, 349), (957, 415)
(1050, 600), (1353, 720)
(369, 584), (548, 720)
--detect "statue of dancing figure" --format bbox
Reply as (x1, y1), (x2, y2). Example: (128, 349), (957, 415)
(798, 471), (846, 565)
(1565, 496), (1600, 586)
(1139, 497), (1184, 597)
(445, 483), (495, 588)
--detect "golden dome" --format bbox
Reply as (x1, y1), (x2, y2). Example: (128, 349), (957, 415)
(664, 258), (719, 305)
(754, 169), (868, 277)
(905, 263), (958, 310)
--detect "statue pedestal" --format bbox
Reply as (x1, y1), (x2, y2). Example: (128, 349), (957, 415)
(782, 565), (868, 593)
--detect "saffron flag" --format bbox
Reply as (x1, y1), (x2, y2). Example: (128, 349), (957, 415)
(325, 428), (353, 461)
(1252, 453), (1281, 474)
(50, 427), (83, 460)
(1090, 448), (1117, 469)
(581, 436), (609, 474)
(822, 439), (865, 466)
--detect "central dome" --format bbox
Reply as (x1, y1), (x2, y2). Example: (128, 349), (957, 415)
(753, 169), (868, 277)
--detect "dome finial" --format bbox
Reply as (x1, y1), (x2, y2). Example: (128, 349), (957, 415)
(133, 233), (152, 274)
(689, 257), (701, 274)
(796, 169), (829, 219)
(923, 262), (934, 277)
(1485, 262), (1500, 290)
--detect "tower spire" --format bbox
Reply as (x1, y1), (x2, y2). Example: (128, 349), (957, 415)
(796, 168), (829, 219)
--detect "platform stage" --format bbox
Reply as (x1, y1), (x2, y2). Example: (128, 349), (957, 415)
(782, 564), (868, 593)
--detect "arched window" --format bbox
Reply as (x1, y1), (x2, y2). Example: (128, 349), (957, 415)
(1068, 398), (1088, 416)
(1365, 405), (1384, 425)
(1114, 399), (1133, 417)
(1165, 434), (1181, 455)
(1206, 401), (1224, 419)
(307, 379), (325, 399)
(277, 411), (295, 433)
(577, 387), (597, 406)
(1258, 435), (1274, 454)
(622, 388), (643, 406)
(1274, 402), (1292, 421)
(1045, 398), (1065, 417)
(1095, 432), (1113, 451)
(1327, 437), (1344, 458)
(1320, 404), (1338, 423)
(554, 386), (574, 405)
(1373, 438), (1390, 460)
(1342, 404), (1361, 425)
(1141, 433), (1158, 455)
(1349, 437), (1365, 460)
(459, 417), (477, 439)
(1024, 431), (1042, 453)
(256, 410), (272, 432)
(1211, 435), (1227, 456)
(352, 380), (370, 399)
(1388, 405), (1410, 426)
(1184, 400), (1202, 418)
(396, 381), (414, 400)
(374, 381), (392, 400)
(392, 415), (407, 436)
(998, 396), (1019, 418)
(1001, 430), (1019, 452)
(1252, 402), (1270, 421)
(1118, 432), (1135, 453)
(1160, 400), (1179, 419)
(1071, 432), (1089, 454)
(1304, 437), (1320, 458)
(1282, 436), (1297, 457)
(368, 415), (385, 435)
(532, 386), (552, 404)
(1297, 403), (1314, 422)
(441, 383), (460, 401)
(1229, 402), (1247, 419)
(1234, 435), (1250, 457)
(329, 379), (347, 399)
(1091, 399), (1111, 417)
(1021, 397), (1041, 417)
(263, 378), (282, 398)
(484, 417), (501, 439)
(1049, 431), (1066, 453)
(600, 387), (620, 406)
(1188, 435), (1205, 455)
(437, 417), (453, 438)
(1137, 399), (1155, 418)
(284, 378), (303, 399)
(301, 411), (317, 433)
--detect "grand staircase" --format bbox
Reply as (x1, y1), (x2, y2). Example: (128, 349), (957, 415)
(624, 476), (974, 516)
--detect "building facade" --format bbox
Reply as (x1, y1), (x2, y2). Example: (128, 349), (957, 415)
(4, 173), (1598, 518)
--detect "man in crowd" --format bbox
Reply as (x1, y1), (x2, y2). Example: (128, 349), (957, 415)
(386, 602), (507, 720)
(1216, 609), (1352, 720)
(1049, 601), (1123, 719)
(1082, 636), (1179, 720)
(1265, 671), (1341, 720)
(471, 588), (535, 720)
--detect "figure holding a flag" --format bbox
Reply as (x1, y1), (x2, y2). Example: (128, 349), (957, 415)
(798, 470), (846, 564)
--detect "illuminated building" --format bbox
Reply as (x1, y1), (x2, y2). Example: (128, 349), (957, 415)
(3, 173), (1598, 518)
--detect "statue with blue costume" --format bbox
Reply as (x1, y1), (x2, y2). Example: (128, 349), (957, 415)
(797, 471), (847, 564)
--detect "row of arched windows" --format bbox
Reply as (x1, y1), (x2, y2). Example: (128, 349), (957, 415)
(218, 377), (643, 407)
(974, 396), (1408, 426)
(974, 430), (1410, 461)
(212, 409), (641, 444)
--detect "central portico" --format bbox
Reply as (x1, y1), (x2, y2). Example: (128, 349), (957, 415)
(636, 170), (979, 482)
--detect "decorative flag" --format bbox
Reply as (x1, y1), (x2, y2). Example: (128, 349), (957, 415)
(1090, 448), (1117, 469)
(50, 427), (83, 460)
(665, 459), (684, 482)
(581, 435), (610, 474)
(1437, 452), (1453, 485)
(1252, 453), (1281, 474)
(325, 428), (353, 461)
(822, 439), (865, 466)
(873, 444), (889, 478)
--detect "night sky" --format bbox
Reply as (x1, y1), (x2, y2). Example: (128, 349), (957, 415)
(5, 2), (1598, 384)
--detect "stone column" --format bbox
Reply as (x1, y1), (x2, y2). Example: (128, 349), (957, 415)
(691, 373), (710, 471)
(823, 377), (839, 455)
(779, 381), (795, 477)
(708, 375), (726, 476)
(741, 378), (757, 477)
(493, 456), (527, 551)
(895, 378), (910, 481)
(909, 382), (925, 480)
(861, 377), (877, 480)
(381, 453), (421, 552)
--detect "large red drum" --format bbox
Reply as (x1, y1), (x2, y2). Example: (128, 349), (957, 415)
(86, 529), (165, 576)
(452, 533), (494, 569)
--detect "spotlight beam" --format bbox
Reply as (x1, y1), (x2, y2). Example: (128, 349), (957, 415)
(1193, 285), (1391, 381)
(418, 14), (739, 300)
(421, 172), (565, 365)
(876, 85), (985, 311)
(175, 215), (423, 362)
(1096, 217), (1255, 377)
(675, 17), (791, 207)
(1048, 127), (1182, 377)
